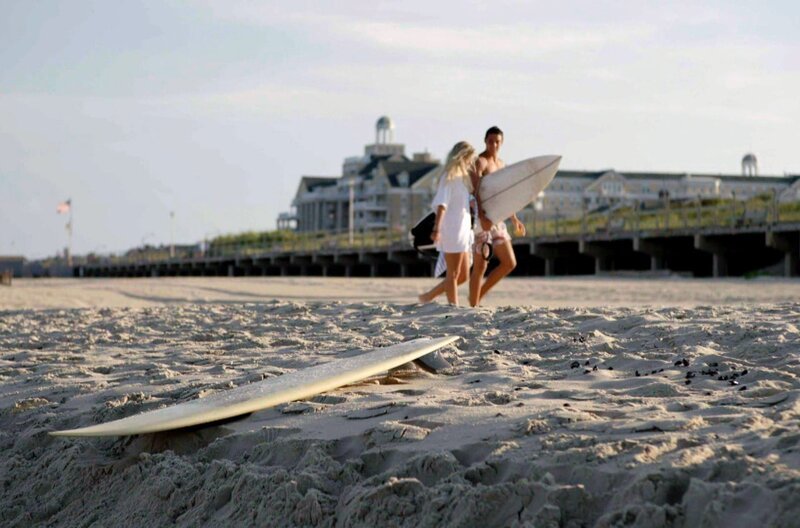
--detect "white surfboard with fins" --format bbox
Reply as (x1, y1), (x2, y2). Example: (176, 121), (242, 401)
(51, 336), (458, 437)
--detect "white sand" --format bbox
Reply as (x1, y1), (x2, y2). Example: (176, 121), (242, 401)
(1, 278), (799, 526)
(4, 276), (800, 309)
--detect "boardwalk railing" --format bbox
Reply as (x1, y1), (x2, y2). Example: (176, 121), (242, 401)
(92, 197), (800, 266)
(526, 195), (800, 238)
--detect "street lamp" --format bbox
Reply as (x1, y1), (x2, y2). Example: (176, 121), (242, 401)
(348, 177), (355, 245)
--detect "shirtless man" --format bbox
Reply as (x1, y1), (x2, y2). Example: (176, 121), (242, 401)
(469, 126), (526, 307)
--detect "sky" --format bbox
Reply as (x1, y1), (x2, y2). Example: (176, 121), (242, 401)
(1, 0), (798, 259)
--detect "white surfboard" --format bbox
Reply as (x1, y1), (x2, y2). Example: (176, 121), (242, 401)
(480, 155), (562, 224)
(51, 336), (459, 437)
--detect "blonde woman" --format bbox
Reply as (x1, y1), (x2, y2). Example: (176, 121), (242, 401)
(419, 141), (475, 306)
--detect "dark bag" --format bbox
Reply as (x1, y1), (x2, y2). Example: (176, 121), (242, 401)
(409, 212), (438, 260)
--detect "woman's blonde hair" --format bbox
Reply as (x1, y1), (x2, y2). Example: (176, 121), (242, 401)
(443, 141), (476, 191)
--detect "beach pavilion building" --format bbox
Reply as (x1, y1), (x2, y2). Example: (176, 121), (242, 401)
(283, 116), (441, 235)
(527, 159), (799, 222)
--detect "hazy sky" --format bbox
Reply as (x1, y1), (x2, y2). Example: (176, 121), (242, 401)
(2, 1), (798, 259)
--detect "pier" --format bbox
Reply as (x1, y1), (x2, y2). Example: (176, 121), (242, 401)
(77, 199), (800, 279)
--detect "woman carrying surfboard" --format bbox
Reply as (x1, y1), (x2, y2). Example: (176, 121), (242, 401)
(469, 126), (526, 307)
(418, 141), (476, 306)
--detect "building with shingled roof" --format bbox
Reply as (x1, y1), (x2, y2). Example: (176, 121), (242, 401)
(283, 117), (440, 234)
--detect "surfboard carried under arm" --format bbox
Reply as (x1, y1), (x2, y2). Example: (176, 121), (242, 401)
(480, 155), (562, 224)
(51, 336), (459, 437)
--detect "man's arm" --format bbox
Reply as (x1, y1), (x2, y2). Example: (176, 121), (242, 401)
(471, 157), (493, 231)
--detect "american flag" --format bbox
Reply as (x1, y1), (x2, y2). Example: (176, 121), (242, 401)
(57, 200), (71, 214)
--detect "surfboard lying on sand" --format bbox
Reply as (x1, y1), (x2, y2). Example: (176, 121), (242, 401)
(51, 336), (459, 437)
(480, 155), (562, 224)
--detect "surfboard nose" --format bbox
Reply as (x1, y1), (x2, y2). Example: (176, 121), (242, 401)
(546, 155), (562, 170)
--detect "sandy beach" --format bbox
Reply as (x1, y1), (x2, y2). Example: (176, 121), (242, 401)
(2, 277), (799, 526)
(5, 276), (800, 310)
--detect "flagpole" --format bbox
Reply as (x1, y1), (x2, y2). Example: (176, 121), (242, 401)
(67, 198), (73, 267)
(57, 199), (73, 267)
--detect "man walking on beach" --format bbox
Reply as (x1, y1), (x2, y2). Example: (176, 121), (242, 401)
(469, 126), (526, 307)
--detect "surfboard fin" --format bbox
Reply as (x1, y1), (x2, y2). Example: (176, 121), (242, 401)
(414, 350), (452, 373)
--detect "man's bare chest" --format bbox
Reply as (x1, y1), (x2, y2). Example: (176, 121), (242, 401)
(483, 161), (504, 176)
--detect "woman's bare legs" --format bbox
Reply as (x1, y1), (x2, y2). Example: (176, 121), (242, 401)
(444, 252), (467, 305)
(419, 253), (469, 304)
